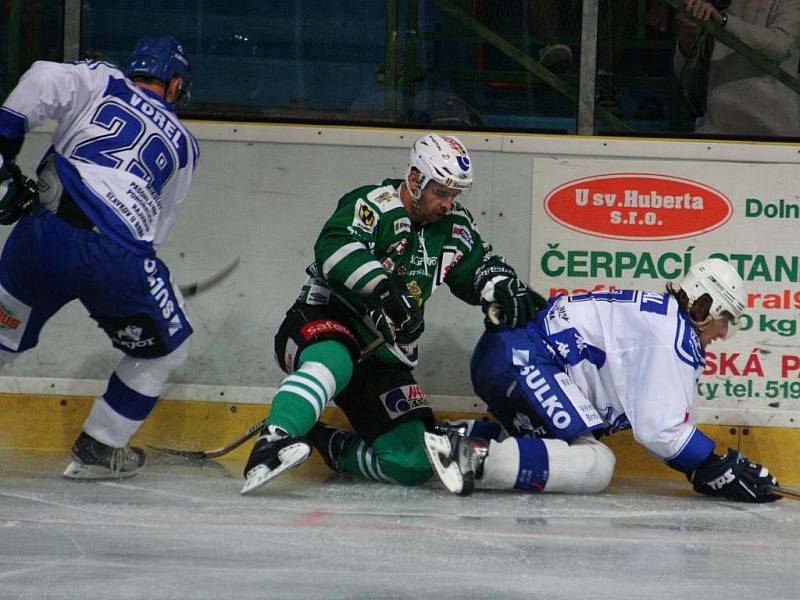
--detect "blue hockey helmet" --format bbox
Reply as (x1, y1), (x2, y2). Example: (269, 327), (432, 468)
(124, 36), (192, 103)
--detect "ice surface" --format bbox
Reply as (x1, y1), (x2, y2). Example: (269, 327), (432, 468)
(1, 449), (798, 600)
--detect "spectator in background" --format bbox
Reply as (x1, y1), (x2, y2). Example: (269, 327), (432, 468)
(675, 0), (800, 137)
(528, 0), (575, 73)
(527, 0), (640, 116)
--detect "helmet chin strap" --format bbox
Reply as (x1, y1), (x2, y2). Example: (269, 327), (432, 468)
(403, 175), (426, 222)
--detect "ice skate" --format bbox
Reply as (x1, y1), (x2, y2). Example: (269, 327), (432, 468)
(308, 421), (353, 471)
(240, 427), (311, 496)
(423, 431), (488, 496)
(63, 431), (145, 480)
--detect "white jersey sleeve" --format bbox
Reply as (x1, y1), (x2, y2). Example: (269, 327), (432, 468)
(0, 60), (199, 256)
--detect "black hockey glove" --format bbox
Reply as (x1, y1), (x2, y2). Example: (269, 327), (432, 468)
(0, 134), (23, 162)
(473, 256), (546, 329)
(688, 449), (781, 503)
(368, 277), (424, 346)
(473, 255), (516, 293)
(0, 158), (39, 225)
(490, 278), (547, 329)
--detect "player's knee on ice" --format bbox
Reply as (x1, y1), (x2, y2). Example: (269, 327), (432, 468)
(373, 421), (434, 485)
(542, 436), (615, 493)
(379, 445), (433, 485)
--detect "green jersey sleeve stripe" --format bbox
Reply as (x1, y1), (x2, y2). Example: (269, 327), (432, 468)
(321, 242), (367, 278)
(344, 260), (386, 290)
(359, 273), (387, 295)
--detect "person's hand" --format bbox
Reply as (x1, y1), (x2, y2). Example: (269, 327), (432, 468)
(474, 256), (546, 329)
(0, 158), (39, 225)
(367, 278), (423, 345)
(688, 449), (781, 503)
(486, 280), (546, 329)
(683, 0), (722, 22)
(675, 0), (723, 57)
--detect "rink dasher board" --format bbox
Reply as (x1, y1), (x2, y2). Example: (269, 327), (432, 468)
(1, 379), (799, 484)
(0, 375), (798, 427)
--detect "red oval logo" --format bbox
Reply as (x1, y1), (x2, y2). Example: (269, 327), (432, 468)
(544, 173), (732, 240)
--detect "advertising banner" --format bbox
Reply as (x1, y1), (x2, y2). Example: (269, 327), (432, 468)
(531, 157), (800, 413)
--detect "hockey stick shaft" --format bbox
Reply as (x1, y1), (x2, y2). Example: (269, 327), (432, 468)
(766, 484), (800, 501)
(178, 255), (241, 298)
(149, 336), (385, 460)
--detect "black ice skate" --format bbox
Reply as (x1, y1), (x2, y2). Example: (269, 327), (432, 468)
(308, 421), (353, 472)
(63, 431), (146, 480)
(240, 427), (311, 496)
(423, 431), (489, 496)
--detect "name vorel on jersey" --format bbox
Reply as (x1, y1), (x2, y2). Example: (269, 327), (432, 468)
(105, 77), (188, 161)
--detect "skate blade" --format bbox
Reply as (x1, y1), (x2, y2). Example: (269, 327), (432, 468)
(63, 460), (139, 480)
(422, 432), (466, 495)
(240, 443), (311, 496)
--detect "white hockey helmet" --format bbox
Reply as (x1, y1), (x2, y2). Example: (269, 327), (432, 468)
(406, 134), (474, 195)
(678, 258), (746, 336)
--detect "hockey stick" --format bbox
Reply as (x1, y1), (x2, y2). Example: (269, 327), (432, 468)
(149, 336), (385, 460)
(766, 484), (800, 501)
(178, 255), (241, 298)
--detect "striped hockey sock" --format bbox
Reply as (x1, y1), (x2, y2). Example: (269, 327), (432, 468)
(266, 340), (353, 436)
(267, 361), (336, 436)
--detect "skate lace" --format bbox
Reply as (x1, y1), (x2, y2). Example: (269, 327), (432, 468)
(108, 447), (133, 474)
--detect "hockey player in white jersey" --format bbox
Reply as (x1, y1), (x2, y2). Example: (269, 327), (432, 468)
(424, 258), (782, 503)
(0, 36), (199, 479)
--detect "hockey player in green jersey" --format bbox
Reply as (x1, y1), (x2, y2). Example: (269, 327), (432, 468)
(241, 133), (545, 495)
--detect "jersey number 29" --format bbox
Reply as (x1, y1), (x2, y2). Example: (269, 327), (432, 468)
(72, 102), (176, 192)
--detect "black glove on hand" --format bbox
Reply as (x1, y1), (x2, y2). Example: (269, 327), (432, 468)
(368, 278), (423, 345)
(490, 278), (547, 329)
(0, 159), (39, 225)
(689, 449), (780, 503)
(0, 135), (23, 162)
(473, 256), (546, 329)
(473, 255), (516, 294)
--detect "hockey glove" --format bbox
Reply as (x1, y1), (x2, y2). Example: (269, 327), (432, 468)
(473, 255), (517, 295)
(0, 158), (38, 225)
(368, 278), (424, 345)
(473, 256), (546, 329)
(490, 278), (547, 329)
(0, 135), (23, 162)
(688, 449), (781, 503)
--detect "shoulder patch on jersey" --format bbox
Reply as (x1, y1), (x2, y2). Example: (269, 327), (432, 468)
(394, 218), (411, 235)
(450, 224), (474, 251)
(366, 185), (404, 213)
(353, 198), (378, 233)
